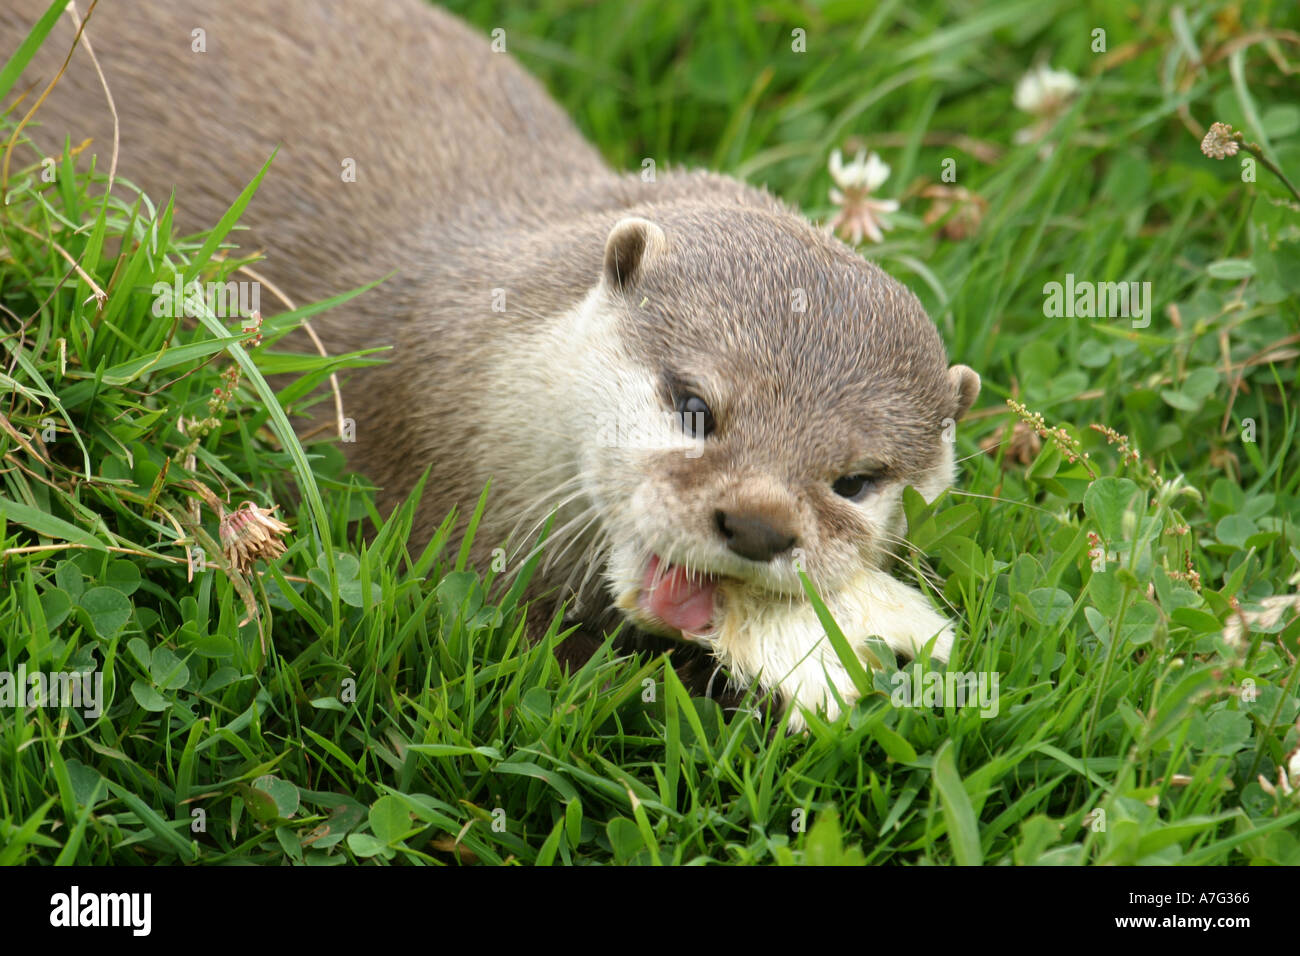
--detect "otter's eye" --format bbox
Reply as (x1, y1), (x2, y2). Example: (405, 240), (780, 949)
(675, 394), (714, 438)
(832, 473), (879, 501)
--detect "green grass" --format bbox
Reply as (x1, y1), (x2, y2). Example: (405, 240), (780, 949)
(1, 0), (1298, 865)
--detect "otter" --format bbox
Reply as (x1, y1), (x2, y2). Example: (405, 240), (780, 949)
(2, 0), (980, 727)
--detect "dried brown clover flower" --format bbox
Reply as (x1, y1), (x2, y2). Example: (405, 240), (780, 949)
(220, 501), (292, 575)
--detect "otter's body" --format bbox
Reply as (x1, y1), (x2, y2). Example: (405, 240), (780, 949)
(3, 0), (978, 725)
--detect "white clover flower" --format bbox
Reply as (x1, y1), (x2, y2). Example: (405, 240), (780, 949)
(1014, 63), (1080, 115)
(827, 148), (899, 245)
(1223, 591), (1300, 648)
(829, 148), (892, 193)
(1259, 749), (1299, 799)
(1258, 716), (1300, 801)
(1013, 63), (1080, 148)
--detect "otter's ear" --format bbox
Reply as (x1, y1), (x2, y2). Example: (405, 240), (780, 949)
(603, 217), (666, 291)
(949, 364), (980, 419)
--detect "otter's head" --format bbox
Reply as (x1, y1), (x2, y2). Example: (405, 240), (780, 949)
(568, 205), (979, 643)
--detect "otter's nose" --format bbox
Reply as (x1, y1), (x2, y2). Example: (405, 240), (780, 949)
(715, 510), (797, 563)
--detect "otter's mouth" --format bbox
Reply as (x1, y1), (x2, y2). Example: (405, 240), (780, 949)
(637, 554), (723, 639)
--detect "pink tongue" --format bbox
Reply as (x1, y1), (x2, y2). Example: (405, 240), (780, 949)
(641, 555), (718, 634)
